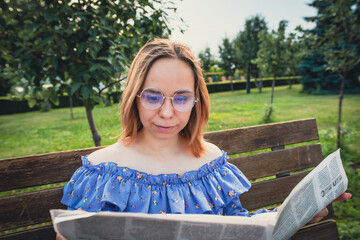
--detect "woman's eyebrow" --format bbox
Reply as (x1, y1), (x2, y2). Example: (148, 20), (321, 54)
(175, 89), (193, 94)
(146, 89), (162, 94)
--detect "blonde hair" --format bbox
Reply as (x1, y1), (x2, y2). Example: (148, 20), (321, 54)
(120, 39), (210, 158)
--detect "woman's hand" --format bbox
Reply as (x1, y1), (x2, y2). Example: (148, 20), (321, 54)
(308, 192), (351, 224)
(56, 233), (67, 240)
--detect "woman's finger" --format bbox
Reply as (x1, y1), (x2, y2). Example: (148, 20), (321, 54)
(308, 208), (329, 223)
(333, 192), (352, 202)
(56, 233), (67, 240)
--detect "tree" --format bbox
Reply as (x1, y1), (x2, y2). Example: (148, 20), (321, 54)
(1, 0), (178, 146)
(307, 0), (360, 148)
(284, 31), (305, 89)
(219, 37), (236, 90)
(253, 20), (288, 122)
(298, 0), (360, 95)
(198, 47), (215, 72)
(233, 14), (267, 93)
(0, 75), (16, 96)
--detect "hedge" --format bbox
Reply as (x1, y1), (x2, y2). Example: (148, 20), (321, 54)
(0, 78), (298, 115)
(206, 78), (298, 93)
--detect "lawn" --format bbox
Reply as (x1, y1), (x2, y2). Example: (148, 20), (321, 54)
(1, 84), (359, 159)
(0, 84), (359, 239)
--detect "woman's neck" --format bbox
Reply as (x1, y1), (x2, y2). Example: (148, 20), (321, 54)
(135, 130), (187, 157)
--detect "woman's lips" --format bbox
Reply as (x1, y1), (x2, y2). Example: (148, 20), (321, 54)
(155, 124), (175, 132)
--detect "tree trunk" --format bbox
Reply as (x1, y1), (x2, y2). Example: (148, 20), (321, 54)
(337, 73), (346, 148)
(69, 95), (74, 120)
(254, 71), (262, 93)
(44, 98), (51, 112)
(84, 102), (101, 146)
(267, 74), (276, 121)
(246, 66), (251, 94)
(289, 78), (293, 89)
(230, 78), (233, 92)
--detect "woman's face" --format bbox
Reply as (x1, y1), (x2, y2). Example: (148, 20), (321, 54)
(137, 58), (195, 142)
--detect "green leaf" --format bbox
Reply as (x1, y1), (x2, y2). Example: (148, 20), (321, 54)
(77, 42), (87, 54)
(51, 57), (58, 71)
(89, 48), (97, 59)
(49, 94), (60, 106)
(71, 82), (82, 94)
(27, 98), (37, 108)
(81, 86), (89, 99)
(89, 64), (101, 72)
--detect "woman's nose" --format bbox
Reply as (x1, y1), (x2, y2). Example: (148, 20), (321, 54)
(159, 98), (175, 118)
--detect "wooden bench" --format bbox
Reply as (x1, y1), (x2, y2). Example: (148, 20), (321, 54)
(0, 118), (339, 239)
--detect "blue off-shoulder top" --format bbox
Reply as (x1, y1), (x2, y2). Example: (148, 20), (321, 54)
(61, 151), (270, 216)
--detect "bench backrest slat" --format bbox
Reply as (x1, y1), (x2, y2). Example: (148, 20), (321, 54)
(0, 187), (64, 231)
(0, 147), (103, 192)
(204, 118), (319, 155)
(230, 143), (322, 180)
(292, 220), (339, 240)
(0, 225), (57, 240)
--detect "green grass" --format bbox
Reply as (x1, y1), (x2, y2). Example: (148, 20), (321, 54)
(1, 84), (359, 160)
(1, 84), (359, 239)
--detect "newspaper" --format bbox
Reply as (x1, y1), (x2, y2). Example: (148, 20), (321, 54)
(271, 149), (348, 240)
(50, 149), (348, 240)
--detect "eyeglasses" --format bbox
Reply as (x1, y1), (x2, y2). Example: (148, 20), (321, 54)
(137, 87), (198, 112)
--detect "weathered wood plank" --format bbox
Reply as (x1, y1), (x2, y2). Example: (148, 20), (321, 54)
(0, 147), (103, 192)
(0, 187), (65, 232)
(241, 171), (335, 219)
(0, 225), (56, 240)
(0, 143), (322, 193)
(293, 220), (339, 240)
(240, 171), (310, 210)
(229, 144), (323, 180)
(204, 118), (319, 155)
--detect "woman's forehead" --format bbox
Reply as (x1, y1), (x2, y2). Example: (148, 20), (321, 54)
(142, 58), (195, 93)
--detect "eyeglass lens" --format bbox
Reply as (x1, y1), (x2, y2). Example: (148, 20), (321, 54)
(139, 88), (196, 112)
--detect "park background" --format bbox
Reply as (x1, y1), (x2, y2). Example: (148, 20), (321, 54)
(0, 0), (359, 239)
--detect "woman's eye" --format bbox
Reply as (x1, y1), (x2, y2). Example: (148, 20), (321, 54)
(146, 94), (161, 102)
(175, 96), (189, 103)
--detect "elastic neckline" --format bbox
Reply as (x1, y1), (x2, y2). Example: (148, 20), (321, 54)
(81, 150), (228, 184)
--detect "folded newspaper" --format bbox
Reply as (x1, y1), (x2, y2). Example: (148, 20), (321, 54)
(50, 149), (348, 240)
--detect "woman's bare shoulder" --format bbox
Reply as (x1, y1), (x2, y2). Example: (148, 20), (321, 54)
(87, 141), (126, 165)
(200, 141), (223, 163)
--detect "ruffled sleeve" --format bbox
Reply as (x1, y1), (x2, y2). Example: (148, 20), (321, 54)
(61, 151), (263, 216)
